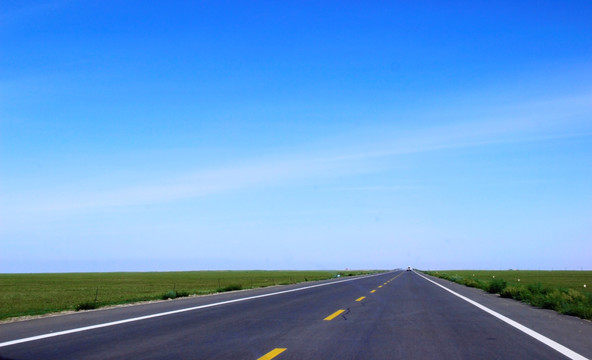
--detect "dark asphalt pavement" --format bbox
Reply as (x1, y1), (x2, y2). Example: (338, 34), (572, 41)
(0, 271), (590, 359)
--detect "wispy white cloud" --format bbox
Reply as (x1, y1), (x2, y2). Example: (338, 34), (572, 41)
(7, 155), (372, 213)
(322, 185), (422, 192)
(324, 92), (592, 162)
(5, 92), (592, 215)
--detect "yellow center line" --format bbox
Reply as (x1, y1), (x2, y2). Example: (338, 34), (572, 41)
(372, 272), (404, 293)
(356, 296), (366, 302)
(258, 348), (287, 360)
(324, 309), (345, 321)
(388, 272), (405, 282)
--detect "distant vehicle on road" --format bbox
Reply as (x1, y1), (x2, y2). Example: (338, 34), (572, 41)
(407, 267), (412, 271)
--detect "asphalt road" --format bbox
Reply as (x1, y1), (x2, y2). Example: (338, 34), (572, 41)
(1, 270), (591, 359)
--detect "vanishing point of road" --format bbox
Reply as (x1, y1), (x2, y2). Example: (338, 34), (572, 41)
(1, 270), (591, 359)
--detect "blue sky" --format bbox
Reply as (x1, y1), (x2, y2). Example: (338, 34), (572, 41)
(1, 1), (591, 272)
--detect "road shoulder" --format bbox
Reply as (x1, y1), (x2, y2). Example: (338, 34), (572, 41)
(418, 271), (592, 359)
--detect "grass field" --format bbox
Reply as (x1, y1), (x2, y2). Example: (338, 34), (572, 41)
(0, 270), (377, 321)
(423, 270), (592, 320)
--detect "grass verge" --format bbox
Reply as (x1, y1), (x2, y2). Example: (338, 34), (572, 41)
(423, 270), (592, 320)
(0, 270), (382, 321)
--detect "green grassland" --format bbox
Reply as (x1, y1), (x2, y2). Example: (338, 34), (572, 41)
(423, 270), (592, 320)
(0, 270), (376, 321)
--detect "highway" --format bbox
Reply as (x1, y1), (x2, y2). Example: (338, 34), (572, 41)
(1, 270), (591, 359)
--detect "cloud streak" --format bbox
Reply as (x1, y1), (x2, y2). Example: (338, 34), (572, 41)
(327, 92), (592, 162)
(5, 92), (592, 215)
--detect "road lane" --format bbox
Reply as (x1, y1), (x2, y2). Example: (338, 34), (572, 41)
(274, 271), (576, 359)
(0, 271), (590, 359)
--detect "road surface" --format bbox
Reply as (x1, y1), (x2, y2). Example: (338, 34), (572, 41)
(1, 270), (590, 359)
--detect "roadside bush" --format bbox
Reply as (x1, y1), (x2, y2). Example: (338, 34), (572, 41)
(500, 286), (529, 301)
(462, 278), (483, 289)
(449, 275), (462, 282)
(76, 301), (99, 311)
(523, 283), (551, 308)
(566, 288), (587, 302)
(528, 293), (546, 308)
(542, 288), (586, 311)
(217, 284), (242, 292)
(562, 303), (592, 319)
(527, 283), (547, 295)
(542, 289), (565, 310)
(337, 272), (362, 277)
(162, 291), (177, 300)
(487, 278), (507, 294)
(161, 290), (190, 300)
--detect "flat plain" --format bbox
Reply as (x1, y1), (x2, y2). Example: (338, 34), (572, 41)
(0, 270), (375, 321)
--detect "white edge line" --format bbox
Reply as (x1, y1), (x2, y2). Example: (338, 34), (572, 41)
(415, 271), (589, 360)
(0, 272), (389, 348)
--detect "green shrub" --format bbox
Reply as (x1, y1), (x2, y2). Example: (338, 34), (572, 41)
(499, 285), (591, 319)
(527, 283), (547, 295)
(75, 301), (99, 311)
(542, 289), (564, 310)
(487, 278), (507, 294)
(337, 272), (361, 277)
(161, 290), (190, 300)
(449, 275), (462, 282)
(162, 291), (178, 300)
(500, 286), (529, 301)
(542, 288), (586, 311)
(462, 278), (483, 289)
(562, 303), (592, 319)
(217, 284), (242, 292)
(442, 274), (453, 281)
(527, 293), (546, 308)
(564, 288), (587, 303)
